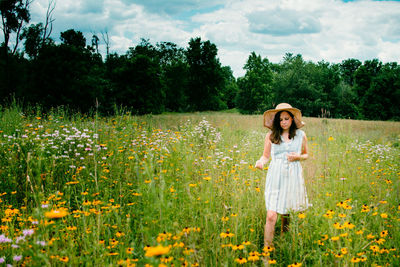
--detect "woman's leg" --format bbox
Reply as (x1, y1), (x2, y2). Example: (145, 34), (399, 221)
(264, 210), (278, 247)
(281, 214), (290, 234)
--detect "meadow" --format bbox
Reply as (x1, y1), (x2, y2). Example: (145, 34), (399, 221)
(0, 106), (399, 266)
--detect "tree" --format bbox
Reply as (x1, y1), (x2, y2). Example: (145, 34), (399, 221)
(220, 66), (238, 109)
(186, 37), (225, 111)
(340, 58), (361, 86)
(20, 23), (44, 59)
(0, 0), (31, 55)
(26, 30), (105, 112)
(157, 41), (189, 112)
(236, 52), (273, 114)
(60, 29), (86, 49)
(355, 60), (400, 120)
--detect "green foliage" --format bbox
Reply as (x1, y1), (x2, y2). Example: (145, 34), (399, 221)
(186, 37), (227, 111)
(235, 52), (273, 114)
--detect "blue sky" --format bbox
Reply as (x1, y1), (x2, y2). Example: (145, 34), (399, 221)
(25, 0), (400, 77)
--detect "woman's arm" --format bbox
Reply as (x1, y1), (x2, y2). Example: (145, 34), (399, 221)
(255, 132), (271, 169)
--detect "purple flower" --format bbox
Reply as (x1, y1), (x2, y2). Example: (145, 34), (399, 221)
(0, 235), (12, 243)
(0, 257), (5, 263)
(36, 241), (46, 246)
(15, 236), (25, 243)
(22, 229), (34, 236)
(13, 255), (22, 262)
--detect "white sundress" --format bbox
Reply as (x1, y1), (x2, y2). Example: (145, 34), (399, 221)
(264, 129), (310, 214)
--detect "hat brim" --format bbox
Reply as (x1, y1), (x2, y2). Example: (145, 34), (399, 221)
(263, 107), (305, 129)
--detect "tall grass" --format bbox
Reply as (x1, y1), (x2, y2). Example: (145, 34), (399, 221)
(0, 106), (399, 266)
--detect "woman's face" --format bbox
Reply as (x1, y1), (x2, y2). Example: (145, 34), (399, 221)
(279, 111), (293, 130)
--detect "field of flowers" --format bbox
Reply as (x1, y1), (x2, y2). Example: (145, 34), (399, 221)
(0, 106), (399, 266)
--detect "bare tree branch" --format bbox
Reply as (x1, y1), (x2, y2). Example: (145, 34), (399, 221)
(101, 30), (110, 57)
(42, 0), (56, 44)
(12, 0), (33, 55)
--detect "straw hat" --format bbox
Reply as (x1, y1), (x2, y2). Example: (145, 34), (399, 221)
(263, 103), (305, 129)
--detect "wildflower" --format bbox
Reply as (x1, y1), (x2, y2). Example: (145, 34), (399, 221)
(235, 257), (247, 264)
(367, 233), (375, 239)
(59, 256), (69, 262)
(220, 230), (234, 238)
(361, 205), (370, 212)
(144, 245), (171, 257)
(331, 236), (340, 241)
(269, 259), (277, 264)
(298, 213), (306, 219)
(22, 229), (34, 236)
(221, 217), (229, 222)
(263, 246), (275, 252)
(0, 257), (4, 263)
(231, 244), (244, 250)
(323, 210), (334, 218)
(248, 254), (259, 262)
(340, 247), (348, 255)
(380, 213), (388, 219)
(160, 256), (173, 263)
(44, 209), (68, 219)
(13, 255), (22, 262)
(288, 262), (302, 267)
(351, 257), (361, 263)
(36, 241), (46, 246)
(370, 245), (380, 252)
(0, 234), (12, 243)
(126, 247), (134, 254)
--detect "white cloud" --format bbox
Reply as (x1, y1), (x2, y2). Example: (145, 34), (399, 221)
(25, 0), (400, 77)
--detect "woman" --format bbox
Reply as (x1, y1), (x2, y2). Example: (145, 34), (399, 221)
(255, 103), (310, 248)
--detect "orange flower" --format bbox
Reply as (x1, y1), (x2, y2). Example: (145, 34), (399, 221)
(45, 209), (68, 219)
(144, 245), (171, 257)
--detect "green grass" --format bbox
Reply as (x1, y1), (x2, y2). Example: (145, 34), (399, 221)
(0, 107), (399, 266)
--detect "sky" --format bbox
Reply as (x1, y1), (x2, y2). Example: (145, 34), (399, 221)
(26, 0), (400, 77)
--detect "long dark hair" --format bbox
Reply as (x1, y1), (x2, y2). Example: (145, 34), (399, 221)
(270, 111), (298, 144)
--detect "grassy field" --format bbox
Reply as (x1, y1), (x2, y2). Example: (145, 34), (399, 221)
(0, 107), (399, 266)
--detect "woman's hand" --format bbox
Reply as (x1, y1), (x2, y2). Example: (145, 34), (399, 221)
(287, 152), (300, 162)
(255, 160), (264, 169)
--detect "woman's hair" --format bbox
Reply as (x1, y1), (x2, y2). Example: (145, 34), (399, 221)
(270, 110), (298, 144)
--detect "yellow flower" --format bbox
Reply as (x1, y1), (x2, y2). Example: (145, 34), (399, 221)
(380, 230), (388, 238)
(248, 255), (259, 262)
(351, 257), (361, 263)
(367, 233), (375, 239)
(231, 244), (244, 250)
(45, 209), (68, 219)
(331, 236), (340, 241)
(220, 230), (234, 238)
(144, 245), (171, 257)
(221, 217), (229, 222)
(370, 245), (380, 253)
(59, 256), (69, 263)
(235, 257), (247, 264)
(126, 248), (134, 254)
(298, 213), (306, 219)
(263, 246), (275, 252)
(380, 213), (388, 219)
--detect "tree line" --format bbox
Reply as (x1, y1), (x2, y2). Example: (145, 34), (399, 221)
(1, 0), (399, 120)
